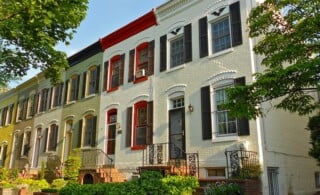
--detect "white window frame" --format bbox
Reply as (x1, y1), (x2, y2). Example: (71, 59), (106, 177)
(208, 6), (234, 57)
(167, 25), (186, 71)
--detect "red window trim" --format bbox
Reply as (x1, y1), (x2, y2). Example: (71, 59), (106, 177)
(134, 42), (149, 84)
(131, 101), (147, 150)
(107, 109), (117, 124)
(108, 55), (121, 92)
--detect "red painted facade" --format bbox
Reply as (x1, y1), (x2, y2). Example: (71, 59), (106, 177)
(100, 10), (157, 50)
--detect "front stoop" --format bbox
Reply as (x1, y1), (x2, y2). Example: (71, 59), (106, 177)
(79, 168), (126, 184)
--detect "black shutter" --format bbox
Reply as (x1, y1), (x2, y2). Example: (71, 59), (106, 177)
(234, 77), (250, 136)
(77, 119), (83, 148)
(199, 16), (208, 58)
(103, 61), (109, 91)
(148, 40), (155, 75)
(91, 116), (97, 147)
(75, 75), (80, 100)
(146, 101), (153, 145)
(160, 35), (167, 72)
(58, 82), (64, 106)
(184, 24), (192, 63)
(119, 54), (125, 85)
(82, 72), (87, 98)
(201, 86), (212, 140)
(34, 93), (40, 115)
(48, 87), (53, 110)
(95, 65), (100, 93)
(126, 107), (132, 147)
(53, 125), (58, 150)
(64, 80), (69, 104)
(43, 128), (48, 153)
(230, 1), (242, 47)
(128, 49), (135, 82)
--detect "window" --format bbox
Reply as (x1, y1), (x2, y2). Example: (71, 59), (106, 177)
(198, 1), (242, 58)
(212, 17), (231, 53)
(128, 41), (155, 83)
(83, 115), (97, 147)
(315, 172), (320, 188)
(83, 66), (100, 97)
(39, 89), (49, 112)
(159, 24), (192, 72)
(0, 143), (7, 167)
(107, 54), (125, 92)
(107, 109), (117, 155)
(52, 83), (64, 107)
(170, 36), (185, 68)
(126, 101), (153, 149)
(68, 74), (80, 102)
(1, 107), (8, 126)
(21, 131), (31, 156)
(215, 87), (237, 136)
(48, 124), (58, 151)
(42, 124), (59, 152)
(7, 104), (14, 125)
(207, 167), (226, 178)
(267, 167), (280, 195)
(200, 77), (249, 140)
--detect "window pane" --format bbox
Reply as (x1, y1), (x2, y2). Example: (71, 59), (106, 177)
(170, 37), (184, 68)
(138, 107), (147, 126)
(212, 17), (231, 53)
(136, 127), (147, 145)
(85, 117), (93, 146)
(89, 68), (97, 94)
(111, 60), (120, 88)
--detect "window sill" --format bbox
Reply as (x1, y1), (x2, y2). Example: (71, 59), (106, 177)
(66, 101), (76, 106)
(107, 87), (119, 93)
(212, 135), (239, 143)
(134, 76), (148, 84)
(167, 64), (186, 73)
(209, 48), (234, 59)
(131, 145), (147, 150)
(85, 94), (96, 99)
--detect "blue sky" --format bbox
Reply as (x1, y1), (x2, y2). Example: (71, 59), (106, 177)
(9, 0), (165, 88)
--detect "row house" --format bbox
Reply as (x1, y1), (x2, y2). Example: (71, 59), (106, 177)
(0, 0), (318, 194)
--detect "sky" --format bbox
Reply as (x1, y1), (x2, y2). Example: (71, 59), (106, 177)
(9, 0), (166, 88)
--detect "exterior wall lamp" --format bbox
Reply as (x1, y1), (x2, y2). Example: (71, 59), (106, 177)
(188, 104), (194, 112)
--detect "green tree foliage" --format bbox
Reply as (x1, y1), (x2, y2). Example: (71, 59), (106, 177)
(225, 0), (320, 163)
(226, 0), (320, 119)
(0, 0), (89, 86)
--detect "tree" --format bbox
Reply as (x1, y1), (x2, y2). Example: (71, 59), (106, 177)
(0, 0), (89, 86)
(226, 0), (320, 119)
(224, 1), (320, 162)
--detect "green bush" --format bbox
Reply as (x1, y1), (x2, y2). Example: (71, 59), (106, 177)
(59, 171), (199, 195)
(64, 155), (81, 181)
(41, 188), (59, 193)
(51, 178), (68, 190)
(204, 182), (244, 195)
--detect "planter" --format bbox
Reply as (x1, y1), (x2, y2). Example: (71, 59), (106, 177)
(0, 188), (20, 195)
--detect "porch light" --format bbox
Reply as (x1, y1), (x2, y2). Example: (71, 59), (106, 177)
(188, 104), (194, 112)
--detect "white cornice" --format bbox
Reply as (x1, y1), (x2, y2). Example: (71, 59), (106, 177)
(155, 0), (202, 22)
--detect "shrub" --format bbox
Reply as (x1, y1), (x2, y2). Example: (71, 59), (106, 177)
(204, 182), (244, 195)
(162, 175), (199, 195)
(59, 171), (199, 195)
(51, 178), (67, 190)
(64, 155), (81, 181)
(41, 188), (59, 193)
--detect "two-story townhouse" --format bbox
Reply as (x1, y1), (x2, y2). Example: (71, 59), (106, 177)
(30, 72), (65, 170)
(153, 0), (318, 194)
(96, 0), (318, 194)
(0, 88), (18, 168)
(60, 41), (104, 183)
(98, 10), (157, 181)
(10, 77), (38, 170)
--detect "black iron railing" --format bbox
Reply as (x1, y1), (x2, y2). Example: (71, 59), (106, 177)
(142, 142), (199, 177)
(225, 149), (259, 179)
